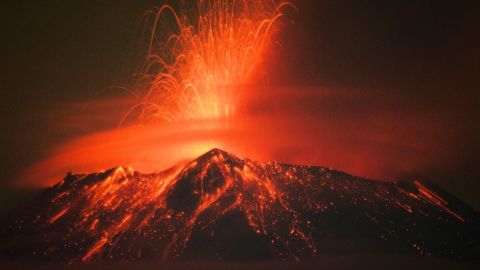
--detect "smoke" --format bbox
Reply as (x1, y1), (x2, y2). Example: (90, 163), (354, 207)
(17, 83), (472, 187)
(9, 0), (478, 199)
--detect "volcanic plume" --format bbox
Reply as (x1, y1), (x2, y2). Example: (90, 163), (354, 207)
(3, 1), (479, 267)
(126, 0), (293, 123)
(1, 149), (478, 262)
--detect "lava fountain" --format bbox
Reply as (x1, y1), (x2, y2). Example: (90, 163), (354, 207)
(125, 0), (293, 123)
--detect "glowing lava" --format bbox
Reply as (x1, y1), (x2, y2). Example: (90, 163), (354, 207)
(7, 2), (479, 263)
(2, 149), (478, 263)
(126, 0), (292, 123)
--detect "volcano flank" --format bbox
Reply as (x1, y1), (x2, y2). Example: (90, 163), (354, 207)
(0, 149), (479, 263)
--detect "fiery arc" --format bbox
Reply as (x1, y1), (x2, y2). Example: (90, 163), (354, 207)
(126, 0), (293, 123)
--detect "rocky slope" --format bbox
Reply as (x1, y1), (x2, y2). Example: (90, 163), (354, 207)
(1, 149), (478, 262)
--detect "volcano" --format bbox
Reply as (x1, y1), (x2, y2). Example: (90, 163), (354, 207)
(0, 149), (479, 263)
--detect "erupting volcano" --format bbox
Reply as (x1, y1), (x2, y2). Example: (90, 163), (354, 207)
(1, 149), (479, 263)
(2, 0), (479, 268)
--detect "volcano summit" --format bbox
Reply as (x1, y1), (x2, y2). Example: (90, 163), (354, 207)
(0, 149), (479, 263)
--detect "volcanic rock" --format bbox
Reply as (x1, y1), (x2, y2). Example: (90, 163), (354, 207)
(0, 148), (479, 262)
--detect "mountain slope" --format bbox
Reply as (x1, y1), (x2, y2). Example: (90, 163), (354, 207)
(1, 148), (479, 262)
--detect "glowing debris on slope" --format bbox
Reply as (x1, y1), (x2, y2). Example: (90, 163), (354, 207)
(1, 149), (477, 262)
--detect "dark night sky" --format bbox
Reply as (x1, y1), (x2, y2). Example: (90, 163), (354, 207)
(0, 0), (479, 211)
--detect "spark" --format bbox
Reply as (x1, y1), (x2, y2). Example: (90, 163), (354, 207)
(125, 0), (293, 123)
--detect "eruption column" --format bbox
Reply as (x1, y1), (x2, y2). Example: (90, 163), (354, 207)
(126, 0), (292, 123)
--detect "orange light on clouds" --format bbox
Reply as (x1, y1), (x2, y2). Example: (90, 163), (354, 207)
(15, 1), (466, 189)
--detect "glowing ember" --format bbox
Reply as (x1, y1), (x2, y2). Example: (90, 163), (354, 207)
(126, 0), (292, 123)
(1, 149), (478, 262)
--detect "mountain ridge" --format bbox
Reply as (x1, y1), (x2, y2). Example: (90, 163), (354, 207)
(1, 148), (479, 262)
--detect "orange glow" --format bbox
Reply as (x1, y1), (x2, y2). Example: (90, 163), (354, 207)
(18, 110), (465, 188)
(14, 1), (295, 188)
(126, 0), (292, 123)
(14, 1), (466, 191)
(31, 148), (466, 261)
